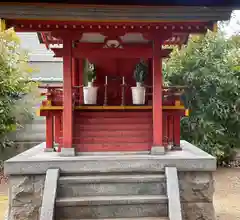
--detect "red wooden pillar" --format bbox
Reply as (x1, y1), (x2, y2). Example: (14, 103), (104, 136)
(54, 113), (61, 144)
(151, 39), (164, 154)
(61, 37), (74, 156)
(72, 58), (79, 87)
(168, 115), (174, 144)
(51, 31), (82, 156)
(72, 58), (79, 105)
(45, 114), (54, 152)
(163, 112), (168, 147)
(173, 114), (181, 150)
(78, 59), (84, 104)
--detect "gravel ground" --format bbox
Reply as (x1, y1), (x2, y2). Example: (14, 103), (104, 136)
(0, 168), (239, 219)
(214, 167), (240, 220)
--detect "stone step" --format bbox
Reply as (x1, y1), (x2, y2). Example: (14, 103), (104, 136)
(60, 218), (168, 220)
(55, 195), (168, 219)
(58, 174), (166, 197)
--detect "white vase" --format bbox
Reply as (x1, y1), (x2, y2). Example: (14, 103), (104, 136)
(83, 82), (98, 105)
(131, 82), (146, 105)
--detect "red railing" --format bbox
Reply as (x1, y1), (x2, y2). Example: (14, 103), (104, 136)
(40, 84), (187, 149)
(39, 84), (186, 107)
(39, 85), (84, 106)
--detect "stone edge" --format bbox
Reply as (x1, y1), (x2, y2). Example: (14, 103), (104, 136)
(165, 167), (182, 220)
(39, 168), (60, 220)
(4, 141), (216, 175)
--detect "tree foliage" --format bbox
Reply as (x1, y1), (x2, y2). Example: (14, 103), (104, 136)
(0, 28), (37, 148)
(164, 31), (240, 165)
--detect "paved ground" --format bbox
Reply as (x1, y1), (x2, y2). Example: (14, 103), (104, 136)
(0, 182), (8, 220)
(0, 168), (239, 219)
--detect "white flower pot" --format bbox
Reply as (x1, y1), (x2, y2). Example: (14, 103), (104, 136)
(131, 82), (146, 105)
(83, 82), (98, 105)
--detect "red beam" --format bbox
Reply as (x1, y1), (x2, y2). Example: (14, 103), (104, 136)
(75, 47), (152, 59)
(39, 33), (189, 47)
(52, 47), (172, 59)
(76, 42), (152, 49)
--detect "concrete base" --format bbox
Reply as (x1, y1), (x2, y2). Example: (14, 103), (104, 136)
(4, 140), (216, 175)
(4, 140), (216, 220)
(151, 146), (165, 155)
(59, 148), (75, 157)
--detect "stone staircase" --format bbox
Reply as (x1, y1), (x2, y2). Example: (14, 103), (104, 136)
(39, 167), (182, 220)
(55, 173), (168, 219)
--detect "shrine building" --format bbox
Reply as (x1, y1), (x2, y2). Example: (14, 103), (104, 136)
(1, 1), (237, 220)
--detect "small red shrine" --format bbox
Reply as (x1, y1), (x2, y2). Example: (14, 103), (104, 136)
(2, 3), (237, 220)
(38, 27), (191, 155)
(0, 1), (234, 155)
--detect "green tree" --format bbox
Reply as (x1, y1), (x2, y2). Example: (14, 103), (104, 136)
(164, 31), (240, 165)
(0, 28), (37, 149)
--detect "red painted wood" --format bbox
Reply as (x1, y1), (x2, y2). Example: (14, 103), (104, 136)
(62, 37), (73, 148)
(74, 117), (152, 124)
(40, 34), (188, 47)
(78, 59), (84, 104)
(54, 115), (61, 144)
(168, 115), (174, 143)
(75, 111), (152, 117)
(163, 113), (168, 145)
(174, 115), (181, 147)
(77, 43), (153, 49)
(8, 19), (213, 34)
(60, 111), (153, 152)
(152, 40), (163, 147)
(55, 110), (186, 152)
(73, 123), (152, 131)
(63, 130), (152, 138)
(93, 58), (141, 105)
(72, 58), (79, 87)
(71, 143), (152, 152)
(53, 47), (171, 59)
(46, 115), (54, 149)
(69, 136), (152, 144)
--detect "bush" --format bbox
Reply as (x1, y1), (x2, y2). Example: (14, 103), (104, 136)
(164, 31), (240, 165)
(0, 28), (37, 149)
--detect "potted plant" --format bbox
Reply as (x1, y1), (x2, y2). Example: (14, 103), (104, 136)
(131, 60), (148, 105)
(83, 62), (98, 105)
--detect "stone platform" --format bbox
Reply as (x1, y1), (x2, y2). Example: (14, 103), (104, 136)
(4, 140), (217, 220)
(4, 140), (216, 175)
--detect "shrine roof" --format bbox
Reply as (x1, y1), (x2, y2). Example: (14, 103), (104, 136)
(0, 4), (234, 24)
(2, 0), (240, 7)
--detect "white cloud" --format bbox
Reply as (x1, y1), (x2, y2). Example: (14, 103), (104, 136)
(223, 10), (240, 36)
